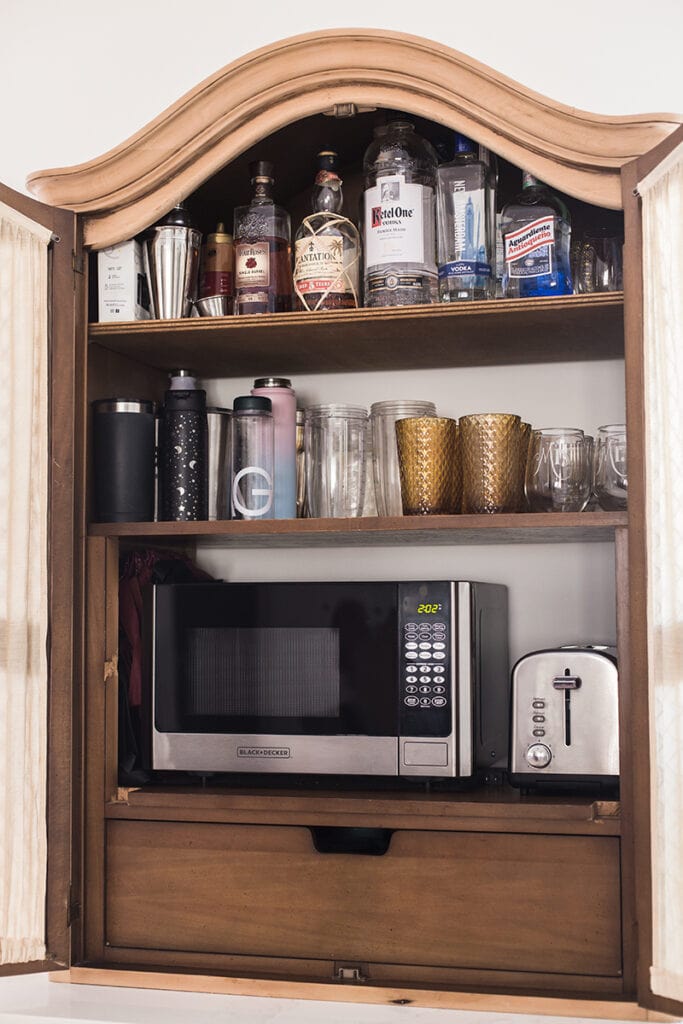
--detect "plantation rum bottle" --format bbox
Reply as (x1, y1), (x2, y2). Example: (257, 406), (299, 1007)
(293, 151), (361, 311)
(233, 161), (292, 315)
(362, 120), (438, 307)
(500, 172), (573, 297)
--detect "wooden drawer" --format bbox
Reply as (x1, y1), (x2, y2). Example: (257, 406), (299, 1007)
(106, 820), (622, 977)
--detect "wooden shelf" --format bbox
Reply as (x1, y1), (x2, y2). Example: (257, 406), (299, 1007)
(89, 511), (626, 546)
(108, 784), (620, 836)
(89, 293), (624, 377)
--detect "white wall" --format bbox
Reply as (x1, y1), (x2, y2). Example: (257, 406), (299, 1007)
(1, 0), (682, 195)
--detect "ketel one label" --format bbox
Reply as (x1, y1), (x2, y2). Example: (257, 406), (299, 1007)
(364, 176), (427, 267)
(504, 216), (555, 278)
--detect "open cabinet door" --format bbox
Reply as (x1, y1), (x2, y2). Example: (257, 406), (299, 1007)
(621, 125), (683, 1017)
(0, 182), (81, 976)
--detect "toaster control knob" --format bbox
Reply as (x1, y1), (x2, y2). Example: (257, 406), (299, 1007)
(526, 743), (552, 769)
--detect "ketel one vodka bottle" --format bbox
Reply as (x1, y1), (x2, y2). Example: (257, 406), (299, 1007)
(500, 172), (573, 297)
(362, 120), (438, 307)
(233, 161), (292, 315)
(436, 132), (495, 301)
(293, 150), (361, 311)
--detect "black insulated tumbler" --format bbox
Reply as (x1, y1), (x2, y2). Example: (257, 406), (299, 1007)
(92, 399), (156, 522)
(159, 371), (208, 520)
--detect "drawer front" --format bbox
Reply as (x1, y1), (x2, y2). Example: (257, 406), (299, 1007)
(106, 821), (622, 976)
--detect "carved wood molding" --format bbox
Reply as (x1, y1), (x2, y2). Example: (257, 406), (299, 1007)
(27, 29), (682, 248)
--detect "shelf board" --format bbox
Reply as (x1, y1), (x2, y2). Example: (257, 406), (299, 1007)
(108, 784), (620, 836)
(89, 511), (626, 546)
(89, 293), (624, 377)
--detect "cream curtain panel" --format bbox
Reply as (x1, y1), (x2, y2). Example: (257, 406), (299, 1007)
(0, 200), (52, 964)
(638, 141), (683, 1004)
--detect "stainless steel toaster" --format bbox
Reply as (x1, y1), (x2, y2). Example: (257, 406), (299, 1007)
(509, 645), (619, 790)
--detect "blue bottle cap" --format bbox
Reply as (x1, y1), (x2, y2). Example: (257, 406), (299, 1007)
(454, 132), (477, 154)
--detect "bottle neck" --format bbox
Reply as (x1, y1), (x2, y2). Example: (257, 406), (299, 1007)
(522, 171), (543, 190)
(251, 176), (274, 205)
(312, 170), (343, 214)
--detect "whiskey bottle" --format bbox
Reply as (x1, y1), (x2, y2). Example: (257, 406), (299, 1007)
(500, 172), (573, 297)
(293, 151), (361, 311)
(233, 161), (292, 315)
(436, 132), (495, 301)
(362, 120), (438, 307)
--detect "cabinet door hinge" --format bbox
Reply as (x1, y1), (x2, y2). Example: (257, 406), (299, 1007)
(67, 884), (81, 927)
(335, 963), (366, 983)
(72, 252), (85, 275)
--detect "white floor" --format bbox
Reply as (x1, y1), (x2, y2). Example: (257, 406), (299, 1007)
(0, 975), (680, 1024)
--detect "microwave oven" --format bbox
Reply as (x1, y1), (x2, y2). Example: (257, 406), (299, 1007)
(142, 580), (509, 779)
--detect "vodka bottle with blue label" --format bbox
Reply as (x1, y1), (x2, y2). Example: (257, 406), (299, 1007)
(362, 120), (438, 307)
(500, 172), (573, 297)
(436, 133), (495, 301)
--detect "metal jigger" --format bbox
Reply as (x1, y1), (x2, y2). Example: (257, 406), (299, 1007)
(144, 203), (201, 319)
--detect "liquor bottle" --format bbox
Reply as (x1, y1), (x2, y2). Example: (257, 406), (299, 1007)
(293, 151), (361, 311)
(500, 172), (573, 297)
(233, 161), (292, 315)
(362, 120), (438, 307)
(436, 133), (495, 301)
(199, 222), (234, 308)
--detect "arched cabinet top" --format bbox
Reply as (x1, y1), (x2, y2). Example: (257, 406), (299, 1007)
(28, 29), (682, 248)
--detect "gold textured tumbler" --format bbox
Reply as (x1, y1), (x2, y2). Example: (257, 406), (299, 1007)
(460, 413), (522, 514)
(395, 417), (461, 515)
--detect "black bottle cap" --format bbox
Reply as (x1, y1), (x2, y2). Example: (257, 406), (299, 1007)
(234, 395), (272, 413)
(163, 389), (207, 413)
(156, 202), (196, 228)
(249, 160), (274, 181)
(317, 150), (339, 173)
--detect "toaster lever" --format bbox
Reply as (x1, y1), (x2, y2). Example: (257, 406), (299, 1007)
(553, 675), (581, 690)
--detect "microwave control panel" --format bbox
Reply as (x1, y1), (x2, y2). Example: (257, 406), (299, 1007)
(398, 582), (452, 739)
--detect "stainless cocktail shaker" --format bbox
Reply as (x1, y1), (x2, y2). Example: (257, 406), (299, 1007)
(144, 203), (201, 318)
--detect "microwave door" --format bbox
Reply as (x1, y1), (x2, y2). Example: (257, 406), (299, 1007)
(150, 581), (399, 775)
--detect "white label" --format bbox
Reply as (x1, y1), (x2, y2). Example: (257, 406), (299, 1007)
(294, 235), (347, 294)
(504, 216), (554, 262)
(364, 176), (428, 267)
(235, 242), (270, 288)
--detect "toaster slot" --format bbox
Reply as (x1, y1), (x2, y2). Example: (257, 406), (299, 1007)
(553, 669), (582, 747)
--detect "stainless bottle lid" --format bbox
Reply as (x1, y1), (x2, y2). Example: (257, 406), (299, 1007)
(253, 377), (292, 389)
(92, 399), (154, 414)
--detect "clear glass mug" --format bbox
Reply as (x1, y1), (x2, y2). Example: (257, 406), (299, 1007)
(574, 235), (623, 293)
(525, 428), (591, 512)
(594, 424), (627, 510)
(371, 400), (437, 516)
(304, 404), (368, 518)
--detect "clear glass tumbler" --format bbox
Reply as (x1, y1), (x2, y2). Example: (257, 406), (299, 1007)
(371, 400), (437, 516)
(304, 404), (368, 518)
(525, 428), (591, 512)
(594, 424), (627, 510)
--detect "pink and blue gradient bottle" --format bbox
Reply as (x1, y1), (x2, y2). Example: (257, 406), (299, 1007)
(251, 377), (297, 519)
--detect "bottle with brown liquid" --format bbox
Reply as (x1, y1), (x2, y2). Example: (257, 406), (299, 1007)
(233, 161), (292, 315)
(293, 150), (360, 311)
(199, 222), (234, 308)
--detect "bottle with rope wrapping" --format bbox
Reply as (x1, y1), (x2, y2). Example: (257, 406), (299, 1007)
(293, 151), (361, 311)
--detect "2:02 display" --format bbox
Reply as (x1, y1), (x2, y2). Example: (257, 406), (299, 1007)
(417, 603), (443, 614)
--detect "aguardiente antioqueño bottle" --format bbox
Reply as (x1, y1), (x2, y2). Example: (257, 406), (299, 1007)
(500, 172), (573, 297)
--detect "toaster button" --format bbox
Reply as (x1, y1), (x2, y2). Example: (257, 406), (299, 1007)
(532, 728), (546, 737)
(532, 715), (545, 723)
(526, 743), (552, 769)
(532, 700), (545, 709)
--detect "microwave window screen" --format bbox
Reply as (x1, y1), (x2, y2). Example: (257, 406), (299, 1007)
(184, 627), (340, 718)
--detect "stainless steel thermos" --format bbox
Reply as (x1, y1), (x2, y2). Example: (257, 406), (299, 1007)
(92, 398), (156, 522)
(159, 370), (208, 520)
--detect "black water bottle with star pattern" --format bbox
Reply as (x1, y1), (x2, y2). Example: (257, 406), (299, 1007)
(159, 369), (208, 521)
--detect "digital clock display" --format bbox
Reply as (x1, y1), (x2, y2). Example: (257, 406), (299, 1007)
(417, 603), (442, 614)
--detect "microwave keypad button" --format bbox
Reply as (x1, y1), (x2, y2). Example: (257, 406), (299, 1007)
(532, 700), (545, 709)
(532, 714), (545, 723)
(420, 697), (432, 707)
(405, 651), (418, 660)
(433, 675), (445, 684)
(533, 728), (546, 737)
(419, 676), (431, 684)
(405, 641), (418, 650)
(433, 651), (446, 660)
(404, 696), (420, 707)
(405, 684), (418, 693)
(419, 641), (432, 649)
(433, 685), (446, 694)
(432, 641), (446, 650)
(405, 676), (418, 684)
(432, 696), (447, 707)
(419, 685), (432, 694)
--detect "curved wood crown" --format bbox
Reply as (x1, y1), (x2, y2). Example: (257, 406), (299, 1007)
(28, 29), (682, 248)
